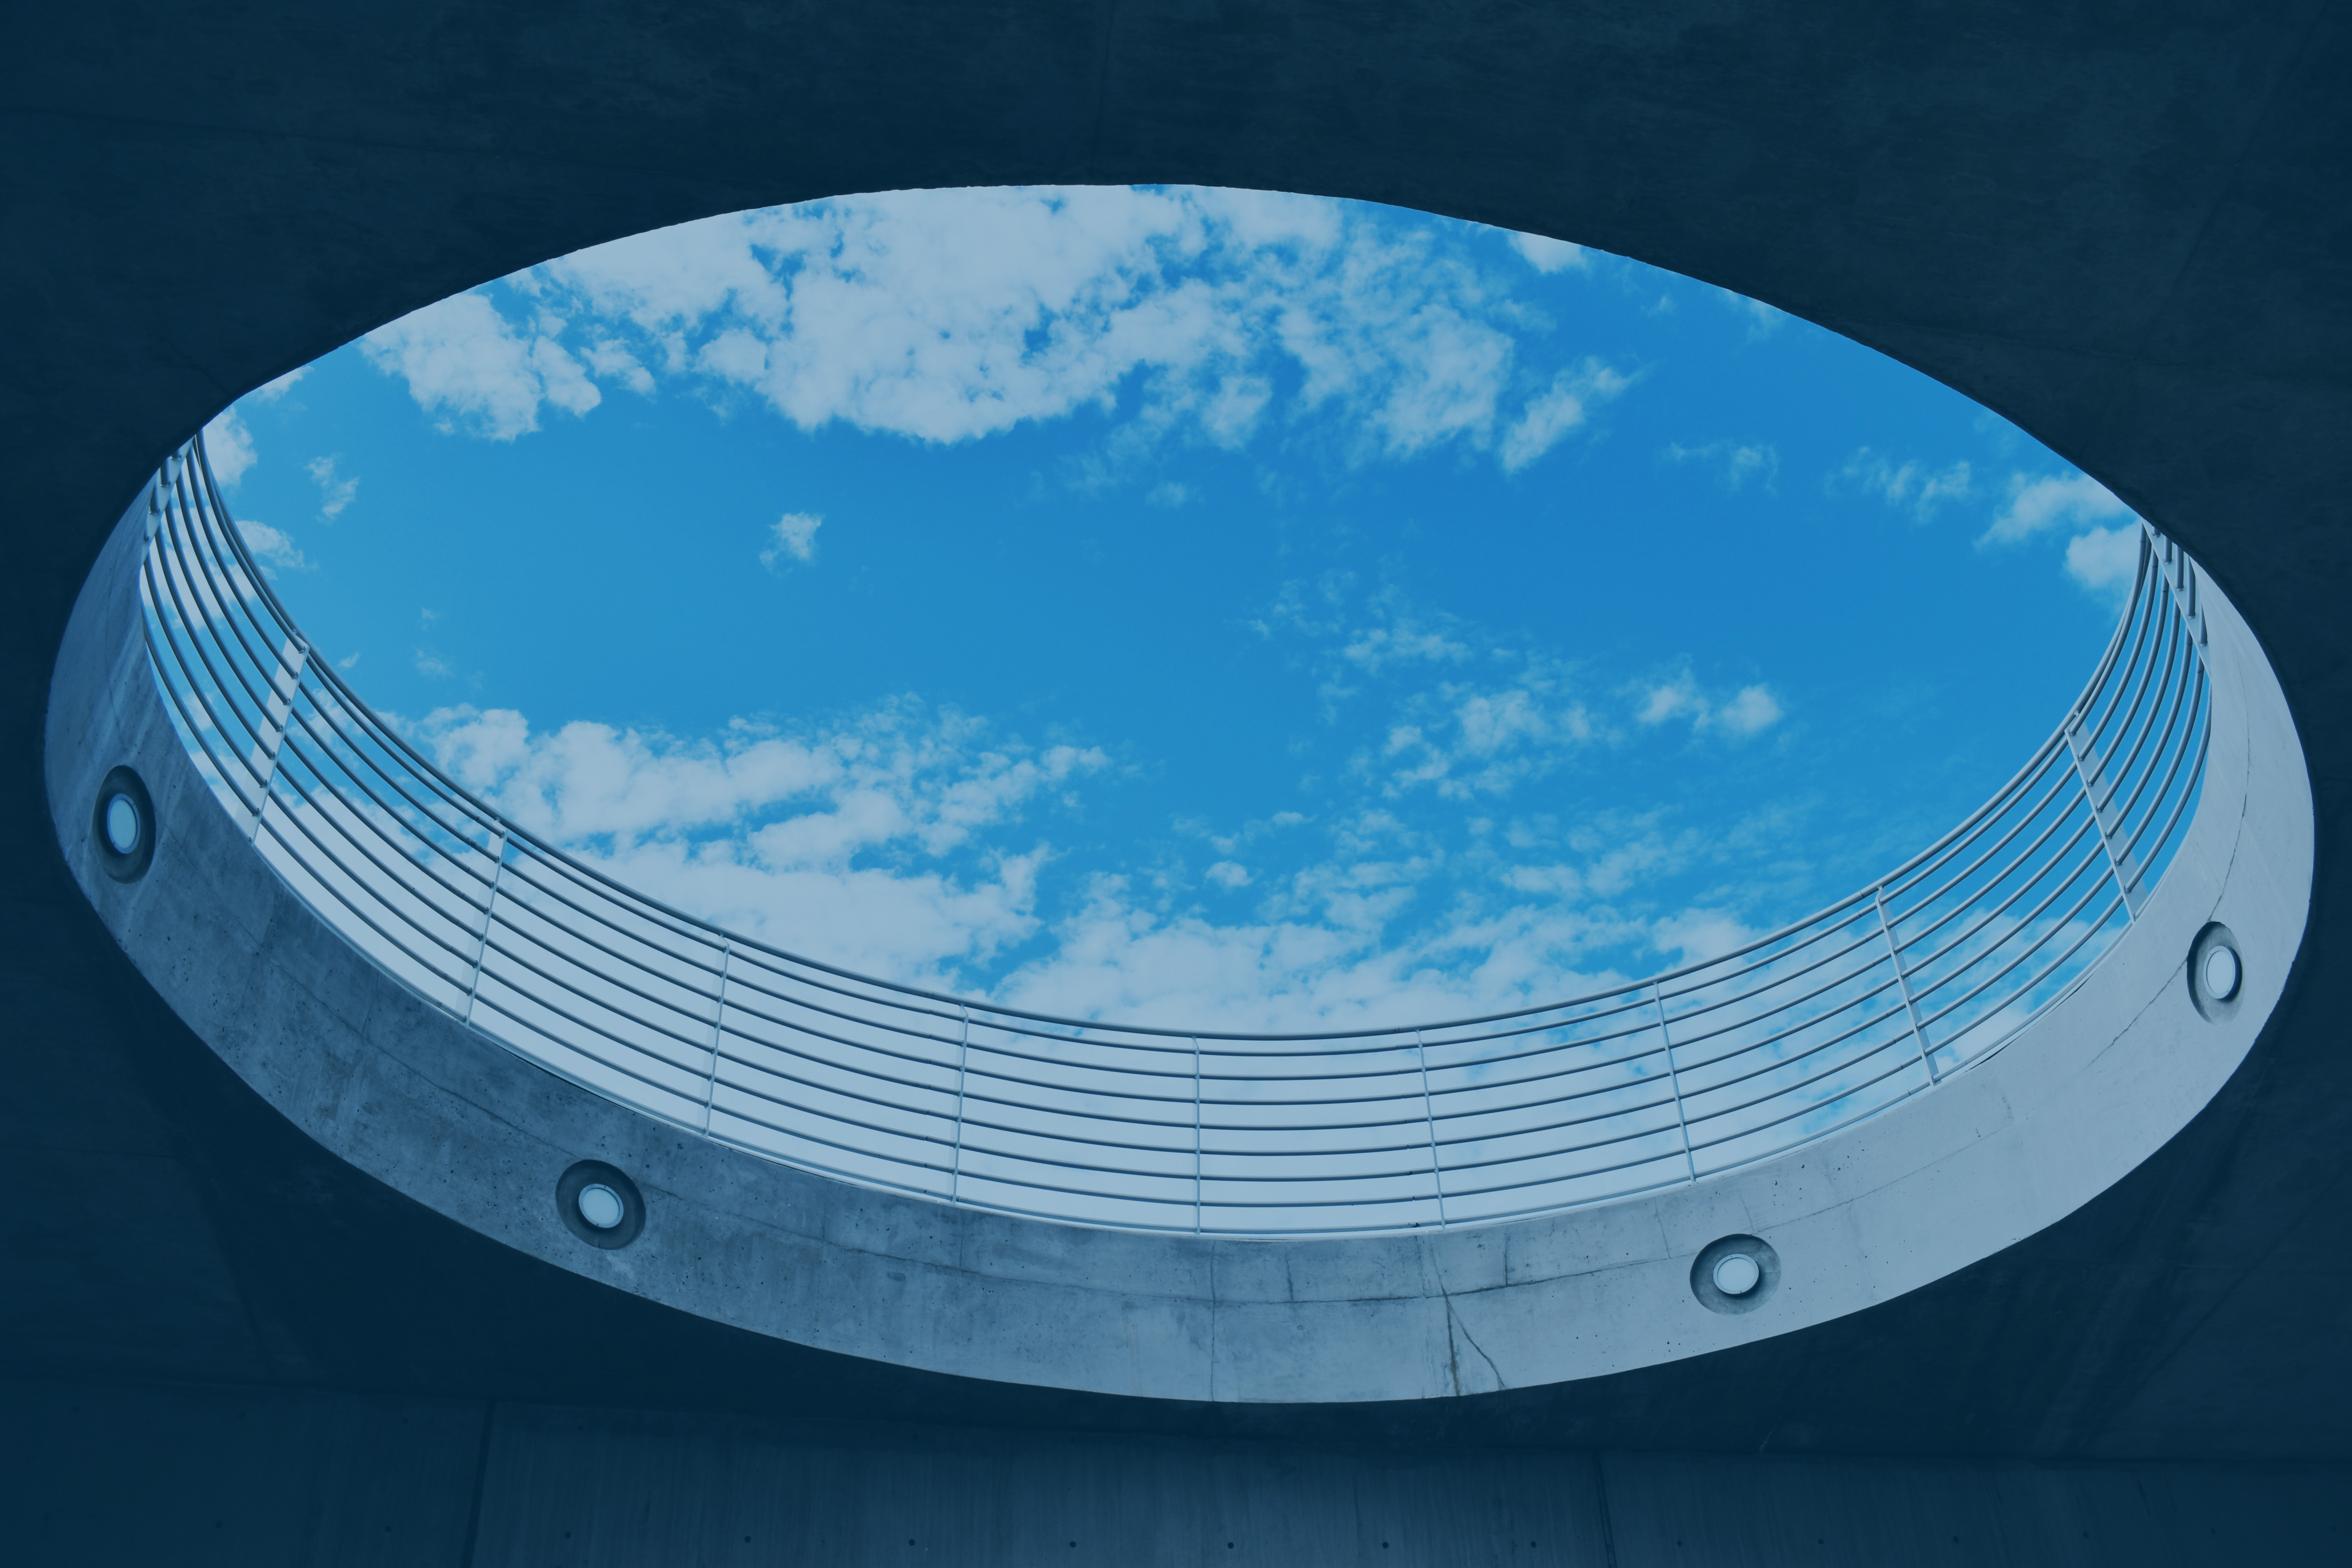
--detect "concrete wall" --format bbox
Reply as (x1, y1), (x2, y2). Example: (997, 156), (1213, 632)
(3, 1379), (2340, 1567)
(42, 481), (2314, 1405)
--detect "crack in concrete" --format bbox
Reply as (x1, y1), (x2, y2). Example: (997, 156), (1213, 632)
(1434, 1250), (1504, 1395)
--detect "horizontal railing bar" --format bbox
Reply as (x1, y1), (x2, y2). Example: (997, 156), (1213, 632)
(1895, 821), (2109, 1004)
(256, 814), (479, 988)
(494, 852), (733, 964)
(2124, 722), (2211, 880)
(256, 786), (484, 974)
(1652, 910), (1889, 1030)
(468, 985), (717, 1090)
(485, 893), (727, 998)
(1421, 1037), (1676, 1100)
(1655, 933), (1905, 1055)
(2107, 660), (2203, 861)
(265, 752), (497, 928)
(1913, 874), (2125, 1037)
(1878, 750), (2084, 944)
(142, 437), (2210, 1238)
(479, 936), (726, 1054)
(1684, 1050), (1928, 1155)
(141, 613), (271, 817)
(281, 697), (506, 878)
(1644, 993), (1916, 1110)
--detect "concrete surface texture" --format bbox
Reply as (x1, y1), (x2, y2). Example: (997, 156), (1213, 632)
(2, 1380), (2343, 1567)
(41, 478), (2316, 1403)
(5, 1), (2352, 1557)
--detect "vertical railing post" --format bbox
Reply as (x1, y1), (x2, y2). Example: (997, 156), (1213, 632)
(1876, 886), (1936, 1083)
(1192, 1036), (1203, 1234)
(463, 831), (506, 1025)
(950, 1004), (971, 1202)
(245, 635), (309, 840)
(1656, 982), (1697, 1183)
(1415, 1030), (1448, 1227)
(703, 942), (732, 1134)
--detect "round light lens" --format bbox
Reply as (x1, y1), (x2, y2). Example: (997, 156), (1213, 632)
(103, 793), (141, 855)
(2203, 945), (2241, 1001)
(1712, 1253), (1762, 1297)
(576, 1183), (625, 1230)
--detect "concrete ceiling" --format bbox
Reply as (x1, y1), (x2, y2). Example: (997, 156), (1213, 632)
(3, 0), (2347, 1459)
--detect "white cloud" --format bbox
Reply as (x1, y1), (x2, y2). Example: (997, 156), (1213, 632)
(1508, 231), (1590, 274)
(364, 188), (1635, 475)
(203, 408), (258, 486)
(337, 651), (361, 670)
(1837, 448), (1973, 521)
(235, 519), (309, 574)
(979, 859), (1772, 1031)
(1715, 684), (1785, 737)
(1980, 470), (2132, 545)
(1500, 359), (1634, 472)
(1374, 673), (1602, 801)
(406, 701), (1108, 984)
(1263, 579), (1605, 800)
(1651, 908), (1759, 965)
(582, 339), (654, 394)
(1717, 287), (1786, 338)
(1635, 675), (1783, 740)
(307, 456), (358, 519)
(2064, 524), (2143, 606)
(760, 511), (823, 569)
(1637, 678), (1702, 726)
(358, 673), (1809, 1031)
(362, 291), (601, 440)
(254, 367), (309, 401)
(1666, 439), (1779, 493)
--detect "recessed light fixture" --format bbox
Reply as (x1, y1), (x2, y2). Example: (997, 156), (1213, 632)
(1712, 1253), (1762, 1296)
(577, 1183), (625, 1230)
(557, 1160), (644, 1249)
(2202, 944), (2241, 1002)
(103, 793), (141, 854)
(2189, 923), (2245, 1021)
(92, 766), (155, 882)
(1691, 1234), (1780, 1313)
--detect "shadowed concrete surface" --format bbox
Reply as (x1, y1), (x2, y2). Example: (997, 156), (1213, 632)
(4, 0), (2351, 1558)
(2, 1380), (2345, 1566)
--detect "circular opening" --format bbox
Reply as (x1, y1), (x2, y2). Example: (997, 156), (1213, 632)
(103, 793), (141, 855)
(2203, 944), (2241, 1001)
(178, 189), (2214, 1241)
(1712, 1253), (1762, 1296)
(223, 186), (2137, 1034)
(576, 1182), (625, 1229)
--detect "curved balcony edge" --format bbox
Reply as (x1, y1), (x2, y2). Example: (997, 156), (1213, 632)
(42, 476), (2313, 1404)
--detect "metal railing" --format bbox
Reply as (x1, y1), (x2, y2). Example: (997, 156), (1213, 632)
(136, 435), (2212, 1236)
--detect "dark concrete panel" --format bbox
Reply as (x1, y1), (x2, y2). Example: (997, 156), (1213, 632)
(0, 1382), (484, 1568)
(4, 1381), (2343, 1566)
(474, 1405), (1618, 1568)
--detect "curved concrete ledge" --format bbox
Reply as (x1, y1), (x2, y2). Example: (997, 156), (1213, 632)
(45, 462), (2312, 1403)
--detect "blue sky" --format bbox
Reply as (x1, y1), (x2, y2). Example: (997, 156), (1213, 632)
(204, 185), (2141, 1031)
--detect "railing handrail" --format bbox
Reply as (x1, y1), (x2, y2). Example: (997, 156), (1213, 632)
(136, 432), (2212, 1235)
(181, 435), (2163, 1044)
